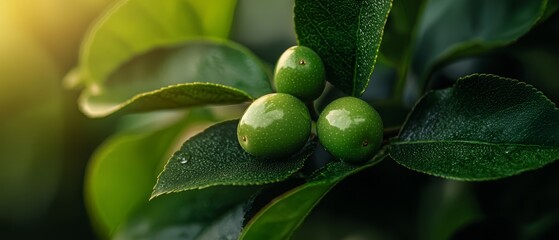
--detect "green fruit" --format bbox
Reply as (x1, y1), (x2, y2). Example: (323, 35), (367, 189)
(238, 93), (311, 159)
(317, 97), (383, 163)
(273, 46), (326, 101)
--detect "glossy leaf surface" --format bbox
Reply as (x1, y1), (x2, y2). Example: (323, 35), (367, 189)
(294, 0), (392, 96)
(152, 120), (316, 198)
(79, 41), (272, 117)
(391, 74), (559, 180)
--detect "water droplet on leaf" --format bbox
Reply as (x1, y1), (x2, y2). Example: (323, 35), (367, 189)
(177, 153), (190, 164)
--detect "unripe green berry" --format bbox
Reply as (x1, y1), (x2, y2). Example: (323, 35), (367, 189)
(273, 46), (326, 101)
(317, 97), (383, 163)
(238, 93), (311, 159)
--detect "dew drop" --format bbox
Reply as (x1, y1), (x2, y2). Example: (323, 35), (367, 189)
(299, 59), (306, 65)
(503, 146), (516, 155)
(177, 153), (190, 164)
(362, 139), (369, 147)
(242, 136), (247, 142)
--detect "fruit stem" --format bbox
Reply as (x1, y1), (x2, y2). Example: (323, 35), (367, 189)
(383, 126), (401, 139)
(382, 126), (401, 146)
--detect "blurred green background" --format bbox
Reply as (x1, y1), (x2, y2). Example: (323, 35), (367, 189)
(0, 0), (296, 238)
(0, 0), (116, 238)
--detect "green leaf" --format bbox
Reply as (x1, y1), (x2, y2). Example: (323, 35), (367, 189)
(152, 120), (316, 199)
(390, 74), (559, 180)
(75, 0), (237, 86)
(114, 186), (260, 240)
(294, 0), (393, 96)
(412, 0), (548, 84)
(240, 149), (388, 240)
(85, 114), (195, 236)
(79, 40), (272, 118)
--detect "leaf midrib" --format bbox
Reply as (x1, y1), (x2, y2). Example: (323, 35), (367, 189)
(392, 139), (559, 149)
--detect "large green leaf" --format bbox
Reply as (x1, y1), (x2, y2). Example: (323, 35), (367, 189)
(114, 186), (260, 240)
(152, 120), (316, 199)
(240, 149), (388, 240)
(79, 41), (272, 118)
(412, 0), (548, 85)
(85, 114), (199, 236)
(294, 0), (392, 96)
(74, 0), (237, 86)
(390, 74), (559, 180)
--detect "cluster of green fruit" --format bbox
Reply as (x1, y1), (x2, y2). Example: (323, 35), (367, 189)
(237, 46), (383, 164)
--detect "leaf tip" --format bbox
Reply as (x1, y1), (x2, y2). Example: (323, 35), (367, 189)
(149, 187), (166, 201)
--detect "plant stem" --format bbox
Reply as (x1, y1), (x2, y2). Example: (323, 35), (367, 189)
(383, 126), (401, 139)
(392, 0), (429, 102)
(381, 126), (401, 147)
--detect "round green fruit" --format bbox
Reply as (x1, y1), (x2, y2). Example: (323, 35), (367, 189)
(317, 97), (383, 163)
(273, 45), (326, 101)
(237, 93), (311, 159)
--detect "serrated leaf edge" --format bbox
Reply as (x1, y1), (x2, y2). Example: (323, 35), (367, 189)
(396, 73), (558, 138)
(150, 125), (317, 200)
(457, 73), (559, 110)
(390, 73), (559, 181)
(353, 0), (393, 96)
